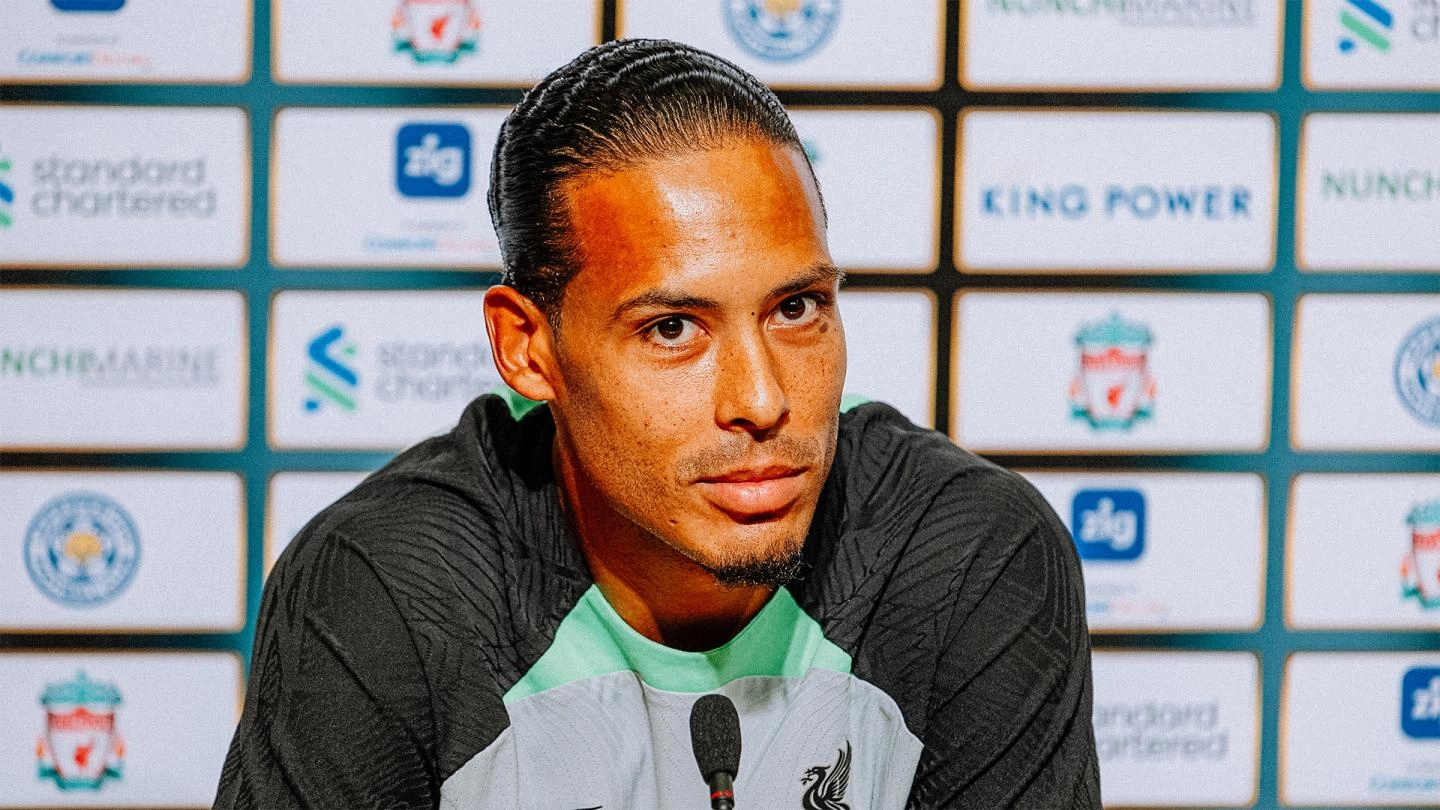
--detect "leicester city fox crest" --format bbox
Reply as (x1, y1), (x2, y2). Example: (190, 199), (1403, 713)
(1069, 312), (1155, 431)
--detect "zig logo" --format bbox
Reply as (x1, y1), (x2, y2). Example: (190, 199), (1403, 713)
(1339, 0), (1393, 53)
(0, 146), (13, 228)
(304, 325), (358, 413)
(1071, 488), (1146, 562)
(50, 0), (126, 10)
(1402, 667), (1440, 739)
(396, 123), (471, 198)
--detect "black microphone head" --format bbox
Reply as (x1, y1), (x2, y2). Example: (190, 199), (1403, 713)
(689, 693), (742, 779)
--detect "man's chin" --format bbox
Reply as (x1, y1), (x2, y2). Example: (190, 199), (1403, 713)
(689, 524), (807, 589)
(703, 546), (805, 589)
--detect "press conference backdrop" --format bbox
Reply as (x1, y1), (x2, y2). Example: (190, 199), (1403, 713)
(0, 1), (1437, 807)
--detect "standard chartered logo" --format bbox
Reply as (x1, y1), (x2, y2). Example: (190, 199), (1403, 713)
(28, 155), (217, 219)
(1094, 699), (1229, 762)
(303, 324), (501, 413)
(0, 146), (13, 228)
(304, 326), (359, 413)
(1336, 0), (1439, 53)
(1339, 0), (1394, 52)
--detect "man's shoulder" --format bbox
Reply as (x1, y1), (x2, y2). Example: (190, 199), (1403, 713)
(837, 400), (1047, 510)
(833, 401), (1069, 564)
(271, 395), (581, 599)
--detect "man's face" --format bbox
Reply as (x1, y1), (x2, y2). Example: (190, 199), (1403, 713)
(547, 137), (845, 585)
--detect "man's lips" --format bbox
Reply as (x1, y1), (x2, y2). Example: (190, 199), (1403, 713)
(694, 466), (809, 517)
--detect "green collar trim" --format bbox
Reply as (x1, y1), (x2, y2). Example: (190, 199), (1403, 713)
(504, 585), (851, 702)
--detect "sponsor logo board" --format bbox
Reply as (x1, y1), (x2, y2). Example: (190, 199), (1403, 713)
(619, 0), (943, 88)
(958, 110), (1277, 272)
(837, 290), (935, 428)
(1293, 295), (1440, 450)
(0, 106), (248, 266)
(266, 471), (372, 573)
(788, 108), (939, 272)
(271, 108), (502, 267)
(954, 292), (1271, 452)
(0, 652), (239, 808)
(722, 0), (840, 61)
(0, 472), (244, 632)
(35, 670), (124, 790)
(1283, 652), (1440, 804)
(964, 0), (1282, 89)
(270, 290), (503, 449)
(274, 0), (597, 84)
(3, 0), (249, 82)
(1026, 473), (1264, 631)
(1288, 474), (1440, 628)
(1403, 666), (1440, 739)
(1299, 114), (1440, 270)
(1307, 0), (1440, 87)
(1092, 651), (1259, 807)
(390, 0), (480, 64)
(0, 289), (247, 450)
(52, 0), (127, 10)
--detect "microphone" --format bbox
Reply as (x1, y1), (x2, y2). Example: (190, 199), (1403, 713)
(689, 693), (742, 810)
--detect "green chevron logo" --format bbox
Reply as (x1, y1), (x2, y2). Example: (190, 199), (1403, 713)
(1338, 0), (1394, 53)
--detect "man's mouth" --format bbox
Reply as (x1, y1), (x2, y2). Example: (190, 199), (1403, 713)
(694, 466), (809, 518)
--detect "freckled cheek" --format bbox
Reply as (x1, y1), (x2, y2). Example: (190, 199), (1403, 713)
(780, 337), (846, 401)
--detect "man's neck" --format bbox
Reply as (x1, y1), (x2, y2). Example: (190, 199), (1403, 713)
(552, 445), (775, 652)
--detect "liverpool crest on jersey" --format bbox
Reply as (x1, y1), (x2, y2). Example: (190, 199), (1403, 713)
(801, 741), (851, 809)
(391, 0), (481, 64)
(36, 671), (125, 790)
(1069, 312), (1155, 431)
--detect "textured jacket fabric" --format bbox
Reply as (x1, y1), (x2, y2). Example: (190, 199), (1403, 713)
(215, 395), (1100, 809)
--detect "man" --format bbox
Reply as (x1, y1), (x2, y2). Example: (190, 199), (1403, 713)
(217, 39), (1098, 809)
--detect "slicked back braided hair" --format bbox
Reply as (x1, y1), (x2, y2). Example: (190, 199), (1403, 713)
(487, 38), (821, 321)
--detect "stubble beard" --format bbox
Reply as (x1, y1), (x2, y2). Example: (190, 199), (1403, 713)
(698, 532), (806, 589)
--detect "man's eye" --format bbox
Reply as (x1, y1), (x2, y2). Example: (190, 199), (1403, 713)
(646, 316), (698, 346)
(775, 294), (821, 325)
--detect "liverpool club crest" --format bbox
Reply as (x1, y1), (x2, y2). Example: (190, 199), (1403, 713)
(1403, 499), (1440, 609)
(391, 0), (481, 64)
(36, 671), (125, 790)
(1069, 312), (1155, 431)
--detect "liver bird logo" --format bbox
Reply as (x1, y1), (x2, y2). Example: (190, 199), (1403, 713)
(800, 740), (851, 810)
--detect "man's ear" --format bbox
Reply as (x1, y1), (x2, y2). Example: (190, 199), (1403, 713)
(484, 284), (560, 403)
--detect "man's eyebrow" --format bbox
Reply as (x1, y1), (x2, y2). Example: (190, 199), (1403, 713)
(610, 290), (722, 323)
(766, 262), (844, 300)
(609, 262), (844, 324)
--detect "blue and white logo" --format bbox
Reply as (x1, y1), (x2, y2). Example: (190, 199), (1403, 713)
(1401, 666), (1440, 739)
(1072, 488), (1145, 561)
(1395, 315), (1440, 427)
(50, 0), (126, 10)
(724, 0), (840, 62)
(24, 492), (140, 607)
(395, 123), (471, 199)
(304, 325), (358, 413)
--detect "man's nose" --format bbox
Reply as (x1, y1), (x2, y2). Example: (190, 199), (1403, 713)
(714, 329), (789, 435)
